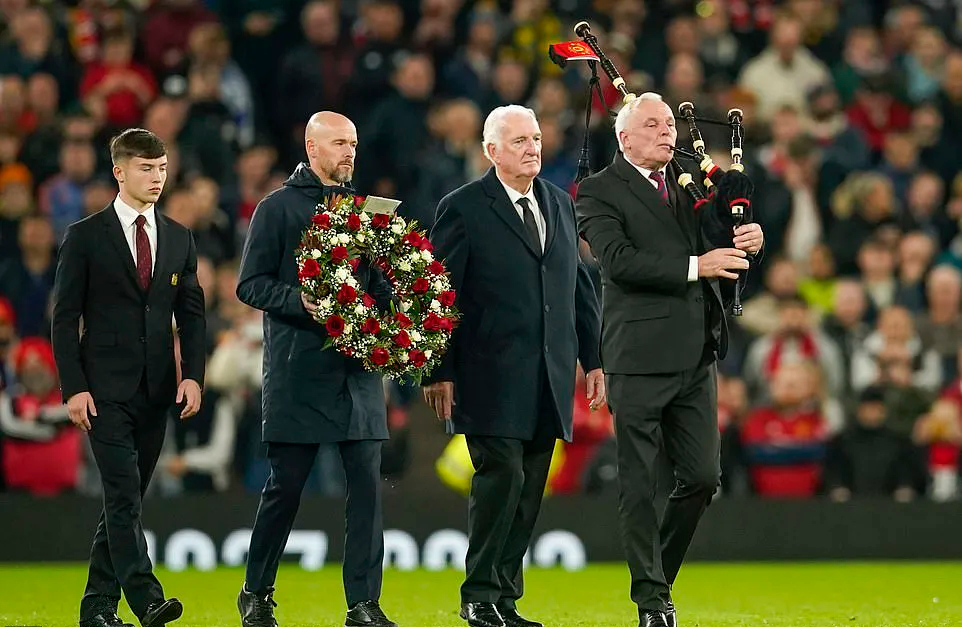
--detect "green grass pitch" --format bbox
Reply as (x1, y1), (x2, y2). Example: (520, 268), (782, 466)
(1, 562), (960, 626)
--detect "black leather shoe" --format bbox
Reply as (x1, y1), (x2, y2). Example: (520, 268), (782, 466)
(665, 601), (677, 627)
(79, 612), (134, 627)
(238, 586), (278, 627)
(497, 606), (543, 627)
(141, 598), (183, 627)
(460, 603), (505, 627)
(346, 600), (397, 627)
(639, 610), (668, 627)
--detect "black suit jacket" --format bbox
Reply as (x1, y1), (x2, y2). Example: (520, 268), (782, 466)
(425, 168), (602, 442)
(51, 203), (206, 404)
(575, 152), (738, 375)
(236, 163), (392, 444)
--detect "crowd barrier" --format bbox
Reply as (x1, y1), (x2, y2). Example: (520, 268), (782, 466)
(3, 489), (962, 568)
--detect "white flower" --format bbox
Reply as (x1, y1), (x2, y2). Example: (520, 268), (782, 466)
(387, 237), (396, 245)
(343, 323), (353, 335)
(354, 304), (366, 315)
(409, 330), (422, 342)
(400, 300), (412, 312)
(356, 234), (365, 243)
(335, 267), (350, 281)
(391, 223), (404, 234)
(360, 211), (371, 222)
(433, 279), (446, 292)
(421, 249), (433, 262)
(409, 251), (422, 264)
(429, 299), (441, 312)
(424, 349), (432, 360)
(338, 234), (350, 244)
(398, 261), (412, 272)
(319, 298), (332, 309)
(400, 352), (409, 362)
(329, 235), (339, 245)
(311, 249), (322, 259)
(346, 276), (358, 288)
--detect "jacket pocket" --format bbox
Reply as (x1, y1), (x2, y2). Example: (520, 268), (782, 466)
(626, 303), (670, 321)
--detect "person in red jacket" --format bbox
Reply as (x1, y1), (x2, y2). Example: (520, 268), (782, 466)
(741, 361), (828, 497)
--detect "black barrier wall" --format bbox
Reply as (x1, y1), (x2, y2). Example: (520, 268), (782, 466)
(3, 492), (962, 567)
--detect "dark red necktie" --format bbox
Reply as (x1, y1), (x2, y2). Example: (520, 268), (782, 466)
(135, 214), (152, 290)
(649, 171), (669, 205)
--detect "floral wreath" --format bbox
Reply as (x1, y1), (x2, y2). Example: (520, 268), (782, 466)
(295, 193), (459, 383)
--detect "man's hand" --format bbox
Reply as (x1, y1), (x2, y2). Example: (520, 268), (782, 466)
(422, 381), (455, 420)
(301, 292), (319, 317)
(585, 368), (605, 411)
(67, 391), (97, 432)
(698, 248), (750, 280)
(733, 223), (764, 255)
(177, 379), (202, 419)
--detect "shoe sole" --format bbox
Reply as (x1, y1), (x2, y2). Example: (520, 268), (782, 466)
(147, 600), (183, 626)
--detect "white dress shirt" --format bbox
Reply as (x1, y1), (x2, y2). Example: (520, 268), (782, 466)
(626, 159), (699, 282)
(498, 176), (546, 251)
(114, 195), (157, 274)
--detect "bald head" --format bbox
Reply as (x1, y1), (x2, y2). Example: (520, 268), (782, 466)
(305, 111), (358, 185)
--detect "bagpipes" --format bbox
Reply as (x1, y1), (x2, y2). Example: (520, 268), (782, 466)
(549, 21), (754, 315)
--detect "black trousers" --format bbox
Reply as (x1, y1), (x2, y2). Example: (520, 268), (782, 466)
(461, 384), (558, 607)
(245, 440), (384, 606)
(80, 376), (170, 621)
(607, 360), (720, 616)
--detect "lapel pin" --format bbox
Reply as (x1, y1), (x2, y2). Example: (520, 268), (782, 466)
(171, 273), (179, 286)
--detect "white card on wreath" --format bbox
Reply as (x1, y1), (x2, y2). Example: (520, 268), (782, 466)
(361, 196), (402, 215)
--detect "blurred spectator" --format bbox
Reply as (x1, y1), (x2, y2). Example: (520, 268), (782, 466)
(894, 231), (937, 313)
(0, 163), (34, 261)
(902, 170), (952, 247)
(0, 338), (81, 495)
(824, 385), (922, 502)
(829, 180), (899, 278)
(37, 140), (97, 242)
(912, 398), (962, 501)
(740, 256), (800, 337)
(917, 265), (962, 382)
(903, 25), (948, 105)
(0, 297), (15, 390)
(0, 6), (77, 104)
(187, 22), (254, 149)
(740, 362), (828, 498)
(851, 305), (943, 394)
(820, 278), (871, 406)
(345, 0), (407, 122)
(550, 366), (613, 494)
(738, 12), (831, 122)
(698, 0), (749, 86)
(79, 28), (157, 130)
(141, 0), (216, 79)
(0, 215), (56, 338)
(798, 243), (836, 317)
(441, 11), (497, 102)
(911, 101), (960, 186)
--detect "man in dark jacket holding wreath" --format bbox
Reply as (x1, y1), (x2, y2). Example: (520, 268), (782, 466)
(234, 111), (396, 627)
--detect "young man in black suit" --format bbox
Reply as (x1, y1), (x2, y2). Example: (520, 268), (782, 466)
(235, 111), (396, 627)
(575, 93), (764, 627)
(51, 128), (206, 627)
(423, 105), (603, 627)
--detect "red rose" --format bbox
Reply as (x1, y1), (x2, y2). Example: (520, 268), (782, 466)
(418, 239), (433, 252)
(363, 293), (376, 308)
(370, 346), (390, 366)
(403, 232), (422, 247)
(438, 290), (456, 307)
(331, 246), (349, 263)
(408, 349), (427, 368)
(325, 315), (345, 337)
(411, 278), (430, 294)
(393, 330), (412, 348)
(336, 284), (357, 305)
(361, 317), (381, 334)
(354, 195), (366, 206)
(395, 312), (413, 328)
(372, 214), (391, 229)
(312, 213), (331, 229)
(299, 259), (321, 280)
(440, 317), (454, 332)
(347, 213), (362, 231)
(349, 258), (360, 272)
(427, 260), (445, 275)
(423, 312), (443, 332)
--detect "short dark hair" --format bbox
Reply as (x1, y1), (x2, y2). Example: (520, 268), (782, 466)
(109, 128), (166, 164)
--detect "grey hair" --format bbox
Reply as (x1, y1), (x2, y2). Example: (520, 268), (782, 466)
(482, 105), (538, 161)
(614, 92), (665, 151)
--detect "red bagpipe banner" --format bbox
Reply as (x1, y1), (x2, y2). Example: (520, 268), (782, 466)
(548, 40), (600, 68)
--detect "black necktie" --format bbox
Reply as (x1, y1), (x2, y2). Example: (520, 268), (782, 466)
(517, 197), (542, 254)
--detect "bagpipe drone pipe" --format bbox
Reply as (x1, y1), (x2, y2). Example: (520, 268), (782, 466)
(549, 21), (756, 315)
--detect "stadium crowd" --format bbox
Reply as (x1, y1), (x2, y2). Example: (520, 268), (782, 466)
(1, 0), (962, 502)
